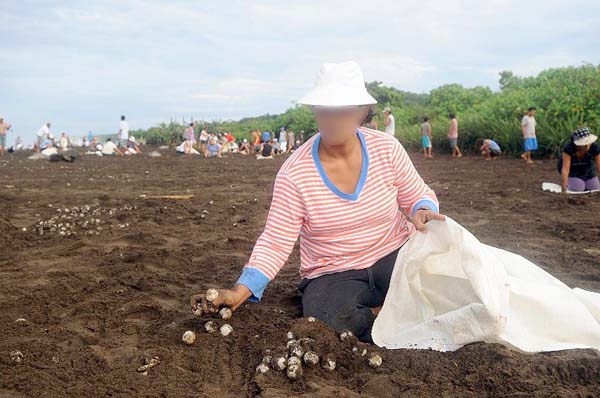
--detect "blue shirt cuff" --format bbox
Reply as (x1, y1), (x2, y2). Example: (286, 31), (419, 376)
(236, 267), (271, 302)
(411, 199), (439, 217)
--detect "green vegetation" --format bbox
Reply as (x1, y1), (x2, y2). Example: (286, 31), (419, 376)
(134, 64), (600, 156)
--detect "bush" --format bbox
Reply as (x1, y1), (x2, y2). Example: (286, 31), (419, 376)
(133, 64), (600, 156)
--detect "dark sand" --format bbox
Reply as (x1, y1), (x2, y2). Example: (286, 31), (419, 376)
(1, 149), (599, 397)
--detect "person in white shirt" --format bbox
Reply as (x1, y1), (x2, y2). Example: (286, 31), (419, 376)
(15, 136), (23, 151)
(59, 132), (70, 151)
(36, 122), (51, 152)
(118, 115), (129, 147)
(521, 107), (537, 165)
(278, 127), (287, 152)
(383, 107), (395, 137)
(0, 117), (11, 156)
(101, 138), (123, 156)
(199, 128), (209, 153)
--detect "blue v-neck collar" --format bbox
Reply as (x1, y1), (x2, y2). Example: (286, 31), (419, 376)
(312, 130), (369, 201)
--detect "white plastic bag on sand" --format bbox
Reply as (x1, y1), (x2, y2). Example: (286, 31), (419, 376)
(372, 217), (600, 353)
(542, 182), (599, 194)
(41, 147), (58, 156)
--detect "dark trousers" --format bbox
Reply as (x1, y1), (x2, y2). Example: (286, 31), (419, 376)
(298, 247), (401, 343)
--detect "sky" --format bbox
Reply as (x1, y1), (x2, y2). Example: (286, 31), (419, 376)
(1, 0), (600, 145)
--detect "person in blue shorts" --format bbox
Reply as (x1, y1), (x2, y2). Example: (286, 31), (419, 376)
(521, 107), (537, 164)
(420, 117), (433, 158)
(476, 138), (502, 160)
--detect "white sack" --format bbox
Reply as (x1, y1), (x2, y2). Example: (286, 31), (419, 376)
(372, 217), (600, 353)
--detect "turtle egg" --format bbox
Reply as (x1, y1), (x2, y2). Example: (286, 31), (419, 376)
(368, 353), (383, 368)
(220, 323), (233, 337)
(272, 355), (287, 371)
(256, 362), (270, 374)
(290, 345), (303, 358)
(286, 364), (303, 380)
(287, 356), (301, 367)
(322, 354), (336, 371)
(182, 330), (197, 345)
(307, 316), (316, 322)
(286, 331), (294, 340)
(286, 339), (298, 349)
(10, 350), (23, 364)
(192, 306), (203, 317)
(339, 330), (354, 342)
(219, 307), (232, 320)
(205, 288), (219, 302)
(261, 355), (272, 364)
(204, 321), (218, 333)
(303, 351), (319, 367)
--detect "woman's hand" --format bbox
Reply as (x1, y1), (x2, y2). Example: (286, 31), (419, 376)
(412, 209), (446, 232)
(190, 284), (252, 314)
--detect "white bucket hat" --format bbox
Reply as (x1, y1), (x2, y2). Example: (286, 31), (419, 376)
(297, 61), (377, 107)
(571, 127), (597, 146)
(129, 136), (136, 143)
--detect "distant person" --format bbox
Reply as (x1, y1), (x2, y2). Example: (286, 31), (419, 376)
(14, 136), (23, 151)
(205, 136), (222, 158)
(279, 127), (287, 152)
(183, 123), (196, 154)
(448, 113), (462, 158)
(363, 108), (378, 130)
(256, 140), (273, 160)
(272, 138), (283, 155)
(199, 128), (209, 153)
(239, 138), (250, 155)
(421, 117), (433, 158)
(101, 138), (123, 156)
(217, 133), (230, 155)
(59, 132), (71, 151)
(476, 138), (502, 160)
(225, 132), (238, 153)
(0, 116), (11, 156)
(39, 137), (54, 151)
(118, 115), (129, 147)
(286, 129), (296, 153)
(261, 130), (271, 143)
(35, 122), (51, 152)
(521, 107), (537, 164)
(557, 128), (599, 192)
(383, 107), (395, 136)
(125, 136), (141, 155)
(251, 129), (261, 152)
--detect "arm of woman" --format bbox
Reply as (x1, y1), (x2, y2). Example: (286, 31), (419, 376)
(191, 172), (305, 313)
(391, 141), (444, 230)
(595, 152), (600, 176)
(561, 152), (571, 193)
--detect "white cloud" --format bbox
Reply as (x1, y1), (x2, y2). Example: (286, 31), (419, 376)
(1, 0), (599, 143)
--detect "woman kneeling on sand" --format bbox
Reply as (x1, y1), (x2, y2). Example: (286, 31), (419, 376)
(190, 61), (445, 343)
(558, 127), (600, 192)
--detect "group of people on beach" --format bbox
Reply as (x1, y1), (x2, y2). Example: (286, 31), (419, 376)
(1, 99), (598, 194)
(8, 116), (141, 157)
(417, 107), (538, 163)
(177, 124), (305, 159)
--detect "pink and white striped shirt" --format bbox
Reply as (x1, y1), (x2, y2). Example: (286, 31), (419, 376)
(237, 127), (439, 301)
